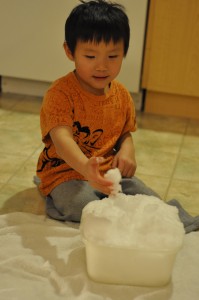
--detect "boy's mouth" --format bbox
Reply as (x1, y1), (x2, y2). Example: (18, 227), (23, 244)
(93, 75), (109, 80)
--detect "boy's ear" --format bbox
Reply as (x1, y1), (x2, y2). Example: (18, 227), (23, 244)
(63, 42), (74, 61)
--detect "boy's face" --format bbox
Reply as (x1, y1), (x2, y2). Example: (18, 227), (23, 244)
(65, 39), (124, 96)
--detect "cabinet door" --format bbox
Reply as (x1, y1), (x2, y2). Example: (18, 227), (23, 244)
(142, 0), (199, 97)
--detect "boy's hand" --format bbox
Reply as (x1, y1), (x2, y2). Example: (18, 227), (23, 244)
(112, 149), (137, 178)
(112, 132), (137, 178)
(83, 157), (113, 195)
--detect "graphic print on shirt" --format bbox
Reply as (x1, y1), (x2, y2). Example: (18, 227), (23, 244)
(37, 121), (103, 172)
(37, 145), (66, 173)
(73, 121), (103, 156)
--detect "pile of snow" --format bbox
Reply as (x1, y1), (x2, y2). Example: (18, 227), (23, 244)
(80, 169), (185, 250)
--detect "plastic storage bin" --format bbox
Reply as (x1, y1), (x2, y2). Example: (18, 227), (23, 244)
(83, 238), (180, 287)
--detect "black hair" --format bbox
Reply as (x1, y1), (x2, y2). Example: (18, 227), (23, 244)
(65, 0), (130, 56)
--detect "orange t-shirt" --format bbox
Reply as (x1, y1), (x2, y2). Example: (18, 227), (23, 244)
(37, 71), (136, 195)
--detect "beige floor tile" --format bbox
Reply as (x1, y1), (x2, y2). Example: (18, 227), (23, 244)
(0, 184), (45, 215)
(166, 180), (199, 216)
(0, 128), (41, 156)
(0, 108), (12, 117)
(0, 153), (28, 184)
(8, 155), (39, 187)
(135, 173), (170, 199)
(173, 155), (199, 182)
(0, 110), (40, 131)
(180, 135), (199, 157)
(135, 148), (178, 178)
(136, 112), (188, 134)
(133, 129), (183, 154)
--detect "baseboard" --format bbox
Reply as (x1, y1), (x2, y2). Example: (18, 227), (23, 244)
(1, 76), (51, 97)
(1, 76), (143, 111)
(144, 91), (199, 119)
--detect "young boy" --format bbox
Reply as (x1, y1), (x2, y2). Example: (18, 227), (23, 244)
(36, 0), (158, 221)
(36, 0), (199, 232)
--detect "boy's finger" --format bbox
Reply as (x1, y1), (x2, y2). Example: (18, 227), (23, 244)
(89, 157), (113, 186)
(111, 156), (118, 168)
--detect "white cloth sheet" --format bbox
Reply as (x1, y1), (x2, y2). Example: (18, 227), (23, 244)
(0, 212), (199, 300)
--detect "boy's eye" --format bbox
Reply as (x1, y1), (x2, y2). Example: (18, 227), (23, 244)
(109, 55), (118, 59)
(85, 55), (95, 59)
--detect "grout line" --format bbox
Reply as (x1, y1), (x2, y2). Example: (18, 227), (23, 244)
(2, 146), (41, 187)
(164, 118), (190, 200)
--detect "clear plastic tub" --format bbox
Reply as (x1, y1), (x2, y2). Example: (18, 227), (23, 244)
(83, 238), (180, 287)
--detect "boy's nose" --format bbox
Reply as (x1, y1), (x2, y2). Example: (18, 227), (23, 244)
(95, 59), (108, 71)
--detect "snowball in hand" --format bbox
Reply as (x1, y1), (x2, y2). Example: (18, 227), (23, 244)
(104, 168), (122, 195)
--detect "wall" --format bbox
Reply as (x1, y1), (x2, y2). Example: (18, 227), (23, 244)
(0, 0), (148, 93)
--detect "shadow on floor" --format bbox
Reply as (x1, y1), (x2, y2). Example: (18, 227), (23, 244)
(0, 187), (45, 215)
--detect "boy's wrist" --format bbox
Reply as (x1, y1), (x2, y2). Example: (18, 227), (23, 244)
(74, 158), (89, 178)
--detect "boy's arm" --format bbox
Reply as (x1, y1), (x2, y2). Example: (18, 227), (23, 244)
(112, 132), (137, 177)
(50, 126), (113, 194)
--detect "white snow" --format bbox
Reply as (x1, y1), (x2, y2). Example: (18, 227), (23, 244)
(80, 169), (185, 251)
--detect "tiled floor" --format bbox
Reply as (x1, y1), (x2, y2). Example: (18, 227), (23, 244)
(0, 93), (199, 217)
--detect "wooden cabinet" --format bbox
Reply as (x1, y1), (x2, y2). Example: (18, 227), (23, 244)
(142, 0), (199, 118)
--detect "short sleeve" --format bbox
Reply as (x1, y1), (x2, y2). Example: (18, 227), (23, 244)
(40, 89), (74, 142)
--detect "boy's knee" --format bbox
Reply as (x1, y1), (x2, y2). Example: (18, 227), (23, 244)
(121, 177), (160, 198)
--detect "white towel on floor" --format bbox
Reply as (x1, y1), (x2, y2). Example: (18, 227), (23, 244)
(0, 212), (199, 300)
